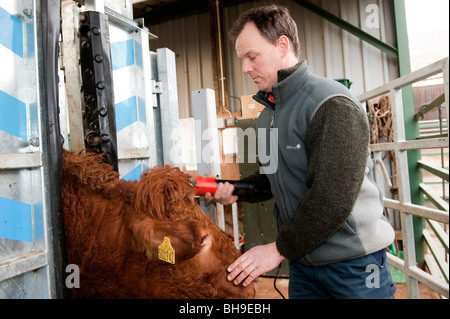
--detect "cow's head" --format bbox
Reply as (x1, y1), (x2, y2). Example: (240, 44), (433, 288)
(132, 166), (256, 299)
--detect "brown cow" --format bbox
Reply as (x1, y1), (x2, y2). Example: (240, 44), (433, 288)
(61, 149), (256, 298)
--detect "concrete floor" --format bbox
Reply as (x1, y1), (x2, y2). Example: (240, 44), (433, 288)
(254, 277), (442, 299)
(255, 277), (289, 299)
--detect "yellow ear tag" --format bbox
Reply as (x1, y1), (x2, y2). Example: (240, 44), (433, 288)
(158, 236), (175, 264)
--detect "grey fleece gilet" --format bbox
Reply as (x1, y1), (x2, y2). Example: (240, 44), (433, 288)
(253, 61), (394, 266)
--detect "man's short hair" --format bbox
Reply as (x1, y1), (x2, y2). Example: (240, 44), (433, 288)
(228, 5), (300, 58)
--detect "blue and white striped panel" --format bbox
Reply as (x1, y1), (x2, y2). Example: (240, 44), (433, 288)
(0, 5), (43, 246)
(109, 23), (149, 181)
(0, 6), (26, 142)
(0, 6), (38, 146)
(0, 197), (43, 243)
(0, 6), (23, 58)
(0, 169), (45, 247)
(121, 163), (147, 182)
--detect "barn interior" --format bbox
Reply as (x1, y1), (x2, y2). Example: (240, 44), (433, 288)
(0, 0), (448, 300)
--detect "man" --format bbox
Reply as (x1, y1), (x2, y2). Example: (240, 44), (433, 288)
(205, 5), (396, 299)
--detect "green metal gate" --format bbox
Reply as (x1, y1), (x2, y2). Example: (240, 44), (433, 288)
(359, 58), (449, 299)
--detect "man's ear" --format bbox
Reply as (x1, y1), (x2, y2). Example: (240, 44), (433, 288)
(276, 35), (290, 58)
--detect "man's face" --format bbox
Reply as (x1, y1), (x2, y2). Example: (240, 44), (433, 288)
(235, 22), (284, 92)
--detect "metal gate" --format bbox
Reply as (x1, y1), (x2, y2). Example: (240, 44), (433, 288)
(61, 0), (182, 179)
(0, 0), (65, 298)
(359, 57), (449, 298)
(1, 0), (182, 299)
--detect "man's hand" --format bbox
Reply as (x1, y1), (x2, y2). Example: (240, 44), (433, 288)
(227, 242), (285, 287)
(204, 175), (238, 205)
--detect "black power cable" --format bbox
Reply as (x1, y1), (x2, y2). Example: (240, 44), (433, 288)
(273, 263), (286, 299)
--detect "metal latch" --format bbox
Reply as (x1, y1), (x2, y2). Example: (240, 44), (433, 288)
(152, 80), (163, 94)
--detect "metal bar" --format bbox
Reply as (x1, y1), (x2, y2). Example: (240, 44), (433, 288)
(395, 2), (425, 271)
(150, 51), (164, 166)
(293, 0), (398, 58)
(79, 10), (118, 171)
(137, 24), (157, 168)
(370, 137), (448, 152)
(157, 48), (182, 169)
(423, 229), (449, 283)
(103, 0), (133, 20)
(400, 215), (420, 298)
(424, 181), (450, 185)
(390, 87), (420, 298)
(358, 58), (448, 102)
(390, 89), (408, 200)
(384, 198), (449, 224)
(419, 119), (448, 128)
(427, 219), (449, 252)
(104, 7), (157, 39)
(387, 253), (449, 298)
(418, 160), (449, 182)
(0, 251), (47, 282)
(192, 89), (224, 229)
(0, 153), (42, 169)
(444, 58), (449, 136)
(420, 183), (449, 212)
(117, 148), (151, 160)
(232, 202), (240, 250)
(424, 254), (447, 298)
(419, 119), (448, 125)
(422, 152), (450, 157)
(37, 0), (67, 298)
(85, 0), (105, 13)
(414, 94), (446, 121)
(363, 53), (448, 297)
(416, 133), (448, 140)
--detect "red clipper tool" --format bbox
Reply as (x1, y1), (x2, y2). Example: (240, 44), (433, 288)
(192, 176), (271, 197)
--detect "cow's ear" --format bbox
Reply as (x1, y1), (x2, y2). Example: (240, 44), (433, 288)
(158, 219), (205, 262)
(130, 217), (204, 263)
(134, 166), (195, 220)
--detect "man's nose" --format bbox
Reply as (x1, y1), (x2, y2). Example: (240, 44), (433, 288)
(242, 60), (252, 74)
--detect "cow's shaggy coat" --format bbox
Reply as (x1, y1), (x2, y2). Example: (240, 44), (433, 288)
(61, 150), (255, 298)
